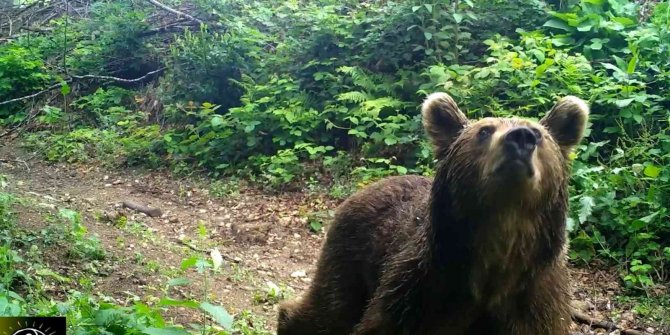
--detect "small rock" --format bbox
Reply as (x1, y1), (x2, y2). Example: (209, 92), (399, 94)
(103, 175), (109, 180)
(37, 203), (56, 209)
(293, 233), (301, 239)
(291, 270), (307, 278)
(105, 183), (112, 187)
(198, 209), (207, 214)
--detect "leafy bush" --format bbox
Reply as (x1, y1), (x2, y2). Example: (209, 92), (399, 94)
(0, 45), (51, 120)
(2, 0), (670, 297)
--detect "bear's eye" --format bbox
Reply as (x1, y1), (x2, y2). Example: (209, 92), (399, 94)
(478, 126), (494, 140)
(531, 128), (543, 142)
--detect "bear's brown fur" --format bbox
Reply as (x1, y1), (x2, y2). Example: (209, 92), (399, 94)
(277, 92), (589, 335)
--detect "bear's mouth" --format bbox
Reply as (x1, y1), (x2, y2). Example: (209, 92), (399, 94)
(494, 157), (535, 180)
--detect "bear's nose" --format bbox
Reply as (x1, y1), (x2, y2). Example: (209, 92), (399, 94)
(504, 127), (538, 159)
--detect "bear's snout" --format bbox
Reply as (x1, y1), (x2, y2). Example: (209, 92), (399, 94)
(503, 126), (538, 160)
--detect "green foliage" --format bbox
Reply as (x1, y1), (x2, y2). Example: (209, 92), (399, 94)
(0, 44), (51, 120)
(68, 1), (155, 77)
(2, 0), (670, 299)
(71, 87), (135, 127)
(55, 208), (106, 261)
(252, 281), (291, 306)
(161, 27), (255, 110)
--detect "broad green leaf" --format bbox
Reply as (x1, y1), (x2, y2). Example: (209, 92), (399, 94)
(424, 32), (433, 41)
(543, 19), (571, 31)
(614, 99), (634, 107)
(159, 298), (199, 309)
(180, 256), (198, 270)
(589, 38), (603, 50)
(529, 49), (545, 63)
(211, 116), (224, 127)
(611, 16), (635, 26)
(638, 211), (660, 224)
(627, 55), (638, 74)
(143, 327), (191, 335)
(577, 21), (593, 32)
(310, 220), (322, 233)
(551, 36), (575, 46)
(566, 218), (576, 232)
(167, 278), (191, 286)
(643, 165), (661, 178)
(452, 13), (463, 24)
(601, 62), (624, 74)
(613, 55), (627, 71)
(200, 302), (234, 330)
(578, 196), (595, 224)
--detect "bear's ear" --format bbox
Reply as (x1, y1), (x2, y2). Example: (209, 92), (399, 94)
(421, 92), (469, 159)
(540, 96), (589, 150)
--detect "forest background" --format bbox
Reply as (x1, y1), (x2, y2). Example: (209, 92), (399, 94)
(0, 0), (669, 334)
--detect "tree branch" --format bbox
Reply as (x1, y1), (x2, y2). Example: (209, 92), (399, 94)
(71, 66), (166, 83)
(0, 82), (67, 106)
(145, 0), (204, 25)
(0, 67), (165, 106)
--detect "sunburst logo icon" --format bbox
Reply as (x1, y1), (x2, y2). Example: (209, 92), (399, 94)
(0, 317), (65, 335)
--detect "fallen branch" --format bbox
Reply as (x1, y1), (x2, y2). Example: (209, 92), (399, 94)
(71, 67), (166, 83)
(571, 309), (617, 331)
(122, 200), (163, 217)
(0, 82), (67, 106)
(0, 158), (30, 172)
(145, 0), (204, 25)
(0, 67), (165, 106)
(571, 309), (653, 335)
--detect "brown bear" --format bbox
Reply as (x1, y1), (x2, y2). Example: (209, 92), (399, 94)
(277, 92), (589, 335)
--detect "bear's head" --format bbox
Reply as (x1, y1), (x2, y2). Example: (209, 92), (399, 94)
(422, 92), (589, 211)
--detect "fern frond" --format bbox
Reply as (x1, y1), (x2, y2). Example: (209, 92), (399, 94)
(337, 91), (370, 104)
(362, 97), (405, 117)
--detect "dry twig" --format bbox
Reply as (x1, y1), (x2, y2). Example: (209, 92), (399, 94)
(0, 158), (30, 172)
(145, 0), (204, 25)
(571, 309), (653, 335)
(122, 200), (163, 217)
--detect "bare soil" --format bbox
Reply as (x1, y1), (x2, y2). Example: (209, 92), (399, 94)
(0, 139), (667, 334)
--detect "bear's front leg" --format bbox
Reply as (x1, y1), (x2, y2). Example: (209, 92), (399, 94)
(350, 297), (413, 335)
(499, 267), (572, 335)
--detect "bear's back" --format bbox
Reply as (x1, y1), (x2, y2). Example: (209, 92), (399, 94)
(324, 175), (433, 292)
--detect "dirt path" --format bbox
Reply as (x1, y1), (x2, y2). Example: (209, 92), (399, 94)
(0, 140), (667, 334)
(0, 140), (342, 331)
